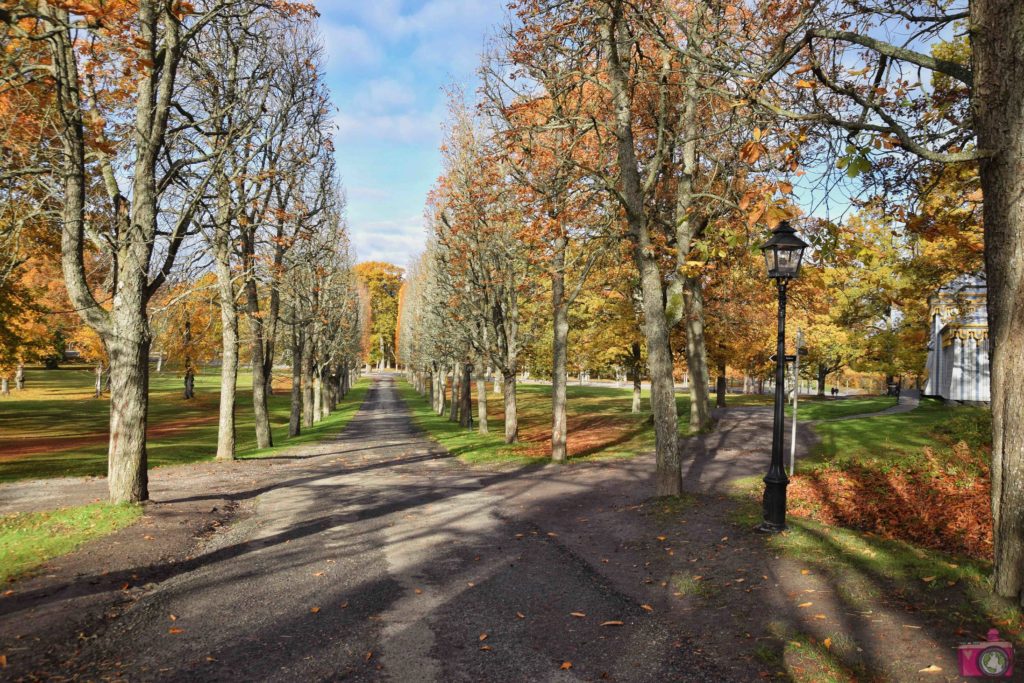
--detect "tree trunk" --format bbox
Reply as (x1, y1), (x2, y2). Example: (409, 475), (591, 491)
(716, 360), (727, 409)
(601, 6), (680, 496)
(817, 365), (828, 397)
(106, 331), (150, 504)
(502, 370), (519, 443)
(683, 277), (712, 430)
(213, 209), (238, 460)
(426, 369), (434, 407)
(449, 363), (461, 422)
(974, 0), (1024, 603)
(15, 363), (24, 391)
(95, 363), (103, 398)
(289, 325), (303, 438)
(459, 364), (473, 428)
(313, 369), (322, 423)
(1, 377), (8, 396)
(476, 373), (488, 434)
(302, 348), (314, 429)
(631, 342), (642, 414)
(493, 370), (503, 396)
(183, 367), (195, 400)
(320, 366), (331, 418)
(551, 240), (569, 463)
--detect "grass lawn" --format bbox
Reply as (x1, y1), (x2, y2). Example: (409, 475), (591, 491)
(809, 398), (989, 467)
(0, 367), (369, 482)
(788, 395), (896, 421)
(397, 379), (710, 465)
(736, 398), (994, 568)
(0, 502), (142, 582)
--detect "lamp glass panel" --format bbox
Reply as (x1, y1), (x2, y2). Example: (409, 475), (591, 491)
(763, 248), (777, 276)
(777, 248), (797, 275)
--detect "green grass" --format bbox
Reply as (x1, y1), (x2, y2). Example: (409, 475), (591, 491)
(809, 398), (989, 469)
(0, 503), (143, 583)
(396, 381), (539, 466)
(0, 367), (369, 482)
(396, 379), (715, 465)
(788, 395), (896, 421)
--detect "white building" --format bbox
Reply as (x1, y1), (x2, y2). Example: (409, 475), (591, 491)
(924, 276), (990, 403)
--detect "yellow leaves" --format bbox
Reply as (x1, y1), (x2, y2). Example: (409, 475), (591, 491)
(640, 604), (654, 612)
(919, 665), (943, 673)
(479, 633), (488, 641)
(777, 181), (793, 195)
(570, 612), (586, 618)
(310, 606), (320, 614)
(797, 601), (813, 608)
(795, 79), (816, 89)
(823, 637), (832, 650)
(800, 569), (811, 575)
(920, 575), (936, 583)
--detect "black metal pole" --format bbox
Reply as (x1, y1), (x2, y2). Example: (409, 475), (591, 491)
(760, 279), (789, 532)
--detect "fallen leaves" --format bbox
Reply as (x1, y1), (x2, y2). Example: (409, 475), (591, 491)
(919, 664), (942, 673)
(0, 654), (7, 668)
(560, 661), (573, 670)
(797, 602), (813, 608)
(479, 633), (488, 641)
(168, 628), (185, 635)
(515, 612), (525, 619)
(640, 604), (654, 612)
(600, 620), (624, 627)
(570, 612), (586, 618)
(310, 607), (320, 614)
(823, 638), (832, 650)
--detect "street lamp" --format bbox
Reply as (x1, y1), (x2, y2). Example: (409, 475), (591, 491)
(759, 220), (809, 532)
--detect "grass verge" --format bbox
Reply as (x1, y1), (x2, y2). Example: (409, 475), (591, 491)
(0, 503), (143, 583)
(395, 381), (539, 466)
(0, 369), (369, 482)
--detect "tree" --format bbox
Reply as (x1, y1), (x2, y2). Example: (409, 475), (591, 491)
(354, 262), (404, 370)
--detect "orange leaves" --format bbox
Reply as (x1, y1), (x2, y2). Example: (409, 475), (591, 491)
(739, 140), (765, 165)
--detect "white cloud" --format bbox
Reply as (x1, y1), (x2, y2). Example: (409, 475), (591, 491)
(319, 22), (383, 71)
(351, 215), (425, 266)
(364, 78), (416, 112)
(333, 109), (443, 145)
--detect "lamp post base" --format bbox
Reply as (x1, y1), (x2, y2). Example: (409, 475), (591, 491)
(760, 475), (788, 533)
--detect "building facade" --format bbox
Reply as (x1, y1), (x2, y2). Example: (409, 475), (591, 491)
(923, 276), (990, 403)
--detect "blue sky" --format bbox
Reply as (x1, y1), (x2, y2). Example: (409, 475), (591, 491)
(316, 1), (507, 269)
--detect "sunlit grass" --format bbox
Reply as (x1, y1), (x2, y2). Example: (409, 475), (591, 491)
(0, 367), (369, 482)
(0, 503), (143, 582)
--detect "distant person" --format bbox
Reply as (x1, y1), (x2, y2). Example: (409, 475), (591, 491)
(831, 386), (838, 397)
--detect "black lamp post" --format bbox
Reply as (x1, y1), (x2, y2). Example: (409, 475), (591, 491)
(759, 220), (809, 533)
